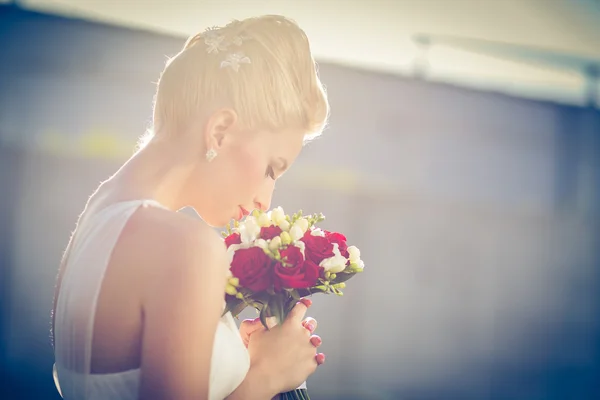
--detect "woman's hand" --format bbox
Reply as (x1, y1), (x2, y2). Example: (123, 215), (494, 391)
(239, 300), (325, 363)
(244, 299), (325, 393)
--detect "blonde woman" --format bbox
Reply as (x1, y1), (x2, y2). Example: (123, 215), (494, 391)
(51, 15), (329, 400)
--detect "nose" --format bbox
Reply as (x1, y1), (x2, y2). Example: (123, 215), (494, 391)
(253, 180), (275, 212)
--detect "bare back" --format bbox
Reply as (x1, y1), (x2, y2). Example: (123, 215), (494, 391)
(52, 197), (250, 400)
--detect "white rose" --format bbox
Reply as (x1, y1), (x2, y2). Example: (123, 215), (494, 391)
(278, 219), (291, 232)
(319, 243), (347, 273)
(347, 245), (361, 263)
(270, 206), (286, 225)
(289, 225), (304, 242)
(257, 212), (272, 227)
(239, 217), (260, 243)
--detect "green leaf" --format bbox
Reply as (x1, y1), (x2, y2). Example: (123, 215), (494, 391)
(283, 296), (298, 317)
(222, 298), (243, 317)
(259, 305), (270, 330)
(287, 289), (301, 301)
(331, 271), (356, 284)
(251, 291), (273, 305)
(268, 294), (285, 326)
(230, 301), (248, 317)
(296, 288), (313, 297)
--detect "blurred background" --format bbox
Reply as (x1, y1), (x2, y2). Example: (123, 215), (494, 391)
(1, 0), (599, 399)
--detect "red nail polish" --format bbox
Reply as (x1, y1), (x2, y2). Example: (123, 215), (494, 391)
(316, 353), (326, 364)
(300, 298), (312, 307)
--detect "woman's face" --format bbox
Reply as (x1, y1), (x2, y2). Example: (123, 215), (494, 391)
(183, 110), (305, 227)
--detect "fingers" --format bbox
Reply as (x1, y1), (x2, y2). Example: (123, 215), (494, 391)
(309, 335), (322, 348)
(240, 317), (262, 331)
(239, 318), (265, 348)
(302, 317), (317, 333)
(286, 298), (312, 324)
(316, 353), (326, 365)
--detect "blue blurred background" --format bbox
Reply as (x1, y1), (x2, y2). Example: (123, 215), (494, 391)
(1, 0), (599, 399)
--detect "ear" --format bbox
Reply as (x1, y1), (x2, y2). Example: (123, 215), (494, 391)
(203, 108), (238, 151)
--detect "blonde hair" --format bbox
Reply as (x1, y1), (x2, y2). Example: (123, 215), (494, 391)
(141, 15), (329, 149)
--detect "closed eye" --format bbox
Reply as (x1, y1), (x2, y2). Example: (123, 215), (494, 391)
(266, 166), (276, 180)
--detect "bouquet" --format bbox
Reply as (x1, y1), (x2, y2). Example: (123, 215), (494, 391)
(221, 207), (364, 400)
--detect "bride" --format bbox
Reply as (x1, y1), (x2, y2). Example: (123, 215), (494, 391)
(50, 15), (329, 400)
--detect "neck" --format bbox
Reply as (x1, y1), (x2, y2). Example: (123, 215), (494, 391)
(106, 140), (199, 211)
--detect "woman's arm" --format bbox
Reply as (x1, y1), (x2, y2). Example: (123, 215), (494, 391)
(137, 219), (228, 400)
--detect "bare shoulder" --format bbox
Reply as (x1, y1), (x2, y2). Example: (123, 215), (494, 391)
(127, 206), (224, 255)
(128, 206), (225, 263)
(117, 206), (228, 302)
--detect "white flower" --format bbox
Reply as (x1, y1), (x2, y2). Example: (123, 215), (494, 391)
(347, 245), (361, 263)
(257, 212), (272, 227)
(268, 236), (281, 251)
(270, 207), (286, 226)
(254, 239), (268, 249)
(354, 260), (365, 271)
(319, 243), (347, 273)
(278, 219), (291, 232)
(289, 225), (304, 242)
(279, 231), (292, 246)
(292, 218), (309, 235)
(310, 228), (325, 237)
(220, 51), (251, 72)
(239, 216), (260, 243)
(204, 33), (227, 54)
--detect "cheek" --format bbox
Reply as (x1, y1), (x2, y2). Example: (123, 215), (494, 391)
(231, 148), (265, 189)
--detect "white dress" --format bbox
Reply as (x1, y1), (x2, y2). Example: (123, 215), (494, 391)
(53, 199), (250, 400)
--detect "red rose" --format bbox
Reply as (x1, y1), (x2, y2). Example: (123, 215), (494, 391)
(260, 225), (282, 240)
(300, 231), (334, 265)
(224, 232), (241, 248)
(325, 231), (349, 258)
(279, 245), (304, 267)
(230, 247), (274, 292)
(275, 249), (321, 290)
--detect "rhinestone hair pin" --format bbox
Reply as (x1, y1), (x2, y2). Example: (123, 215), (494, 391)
(201, 25), (252, 72)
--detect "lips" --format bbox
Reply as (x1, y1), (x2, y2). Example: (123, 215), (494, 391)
(238, 206), (250, 220)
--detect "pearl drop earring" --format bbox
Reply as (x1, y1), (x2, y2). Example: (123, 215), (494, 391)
(205, 148), (217, 162)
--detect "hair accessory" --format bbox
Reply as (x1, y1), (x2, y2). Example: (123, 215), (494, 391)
(205, 148), (217, 162)
(220, 52), (251, 72)
(200, 25), (252, 71)
(203, 28), (227, 54)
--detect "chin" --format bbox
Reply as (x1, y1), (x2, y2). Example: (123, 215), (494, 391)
(187, 204), (230, 228)
(201, 214), (232, 229)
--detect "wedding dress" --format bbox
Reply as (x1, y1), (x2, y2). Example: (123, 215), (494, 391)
(53, 199), (250, 400)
